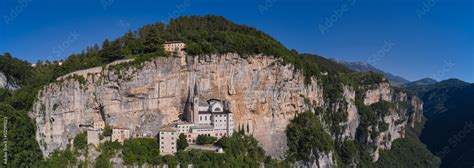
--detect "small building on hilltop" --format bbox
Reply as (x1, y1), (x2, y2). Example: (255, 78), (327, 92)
(163, 41), (185, 53)
(163, 41), (186, 65)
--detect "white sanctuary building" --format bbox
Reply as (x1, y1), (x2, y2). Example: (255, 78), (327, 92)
(159, 83), (234, 155)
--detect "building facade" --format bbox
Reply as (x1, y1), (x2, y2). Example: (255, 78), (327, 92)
(158, 82), (234, 155)
(163, 41), (185, 53)
(93, 120), (105, 130)
(159, 128), (178, 155)
(87, 130), (100, 146)
(111, 128), (131, 143)
(87, 120), (105, 146)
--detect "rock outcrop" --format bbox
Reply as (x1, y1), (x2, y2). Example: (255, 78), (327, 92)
(295, 151), (335, 168)
(0, 72), (19, 90)
(341, 86), (359, 139)
(363, 83), (392, 105)
(0, 72), (6, 89)
(362, 83), (423, 161)
(336, 82), (423, 161)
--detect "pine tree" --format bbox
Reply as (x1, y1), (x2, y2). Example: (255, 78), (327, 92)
(122, 31), (138, 55)
(100, 39), (124, 62)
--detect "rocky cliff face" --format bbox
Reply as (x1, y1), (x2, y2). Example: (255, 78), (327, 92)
(362, 83), (422, 161)
(30, 54), (422, 166)
(30, 54), (323, 159)
(0, 72), (6, 89)
(0, 72), (18, 90)
(337, 82), (423, 162)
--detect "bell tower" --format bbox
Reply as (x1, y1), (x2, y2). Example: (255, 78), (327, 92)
(192, 81), (200, 124)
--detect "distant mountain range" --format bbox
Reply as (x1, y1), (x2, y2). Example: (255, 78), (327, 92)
(330, 58), (410, 86)
(404, 78), (438, 87)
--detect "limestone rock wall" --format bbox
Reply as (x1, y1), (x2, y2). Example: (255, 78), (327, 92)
(361, 83), (423, 161)
(341, 86), (359, 139)
(30, 54), (323, 158)
(363, 83), (392, 106)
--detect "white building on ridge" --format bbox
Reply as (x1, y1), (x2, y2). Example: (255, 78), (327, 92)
(163, 41), (185, 53)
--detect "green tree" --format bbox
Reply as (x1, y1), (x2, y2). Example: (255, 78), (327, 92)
(100, 39), (124, 63)
(122, 31), (139, 55)
(0, 103), (42, 167)
(95, 141), (122, 168)
(196, 135), (217, 145)
(286, 111), (334, 162)
(0, 52), (35, 86)
(122, 138), (160, 166)
(103, 125), (112, 137)
(177, 133), (189, 151)
(40, 145), (77, 167)
(141, 24), (164, 53)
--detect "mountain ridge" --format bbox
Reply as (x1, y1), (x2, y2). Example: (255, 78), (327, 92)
(405, 78), (438, 87)
(331, 58), (410, 86)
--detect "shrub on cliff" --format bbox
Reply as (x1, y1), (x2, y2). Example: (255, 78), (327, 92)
(73, 132), (87, 151)
(102, 125), (112, 137)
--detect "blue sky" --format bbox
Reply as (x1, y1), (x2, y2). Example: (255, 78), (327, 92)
(0, 0), (473, 82)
